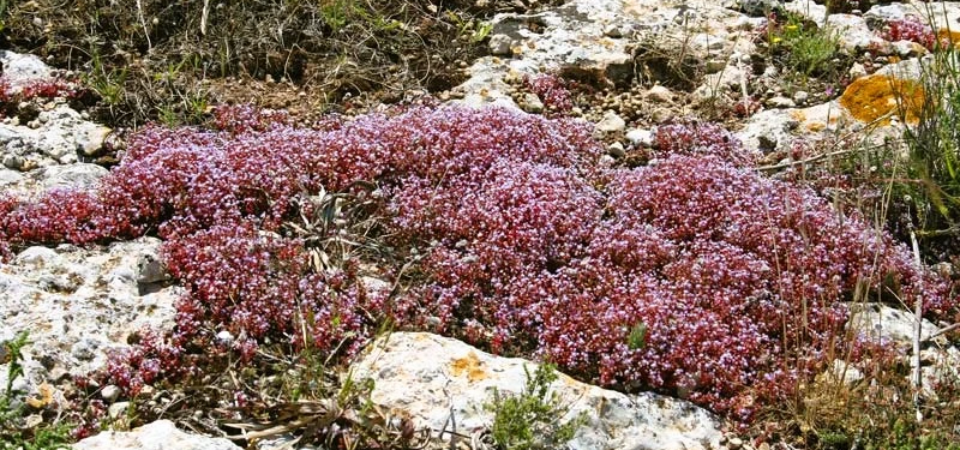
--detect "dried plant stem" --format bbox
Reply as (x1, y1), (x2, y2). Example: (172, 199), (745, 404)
(136, 0), (152, 51)
(909, 230), (923, 424)
(201, 0), (211, 36)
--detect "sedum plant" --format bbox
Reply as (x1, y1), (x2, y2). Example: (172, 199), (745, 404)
(0, 105), (955, 425)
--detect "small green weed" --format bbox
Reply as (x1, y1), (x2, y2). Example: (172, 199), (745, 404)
(627, 322), (647, 351)
(1, 332), (73, 450)
(320, 0), (360, 33)
(82, 52), (127, 108)
(445, 11), (493, 43)
(0, 0), (7, 33)
(486, 363), (586, 450)
(901, 29), (960, 241)
(768, 13), (841, 79)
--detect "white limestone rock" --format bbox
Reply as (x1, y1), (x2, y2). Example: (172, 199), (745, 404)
(0, 50), (54, 92)
(625, 128), (655, 147)
(38, 163), (109, 191)
(455, 0), (748, 106)
(350, 332), (724, 450)
(0, 238), (180, 398)
(73, 420), (242, 450)
(783, 0), (828, 24)
(848, 303), (941, 348)
(827, 14), (887, 53)
(0, 103), (112, 168)
(595, 110), (626, 134)
(736, 108), (800, 153)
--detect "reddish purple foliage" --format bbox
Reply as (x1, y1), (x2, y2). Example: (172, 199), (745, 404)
(1, 105), (955, 421)
(0, 195), (18, 260)
(211, 104), (294, 134)
(390, 160), (604, 350)
(540, 156), (928, 417)
(19, 79), (79, 100)
(884, 17), (937, 50)
(2, 190), (102, 244)
(523, 74), (574, 113)
(733, 98), (762, 118)
(0, 79), (11, 104)
(654, 121), (759, 166)
(0, 78), (80, 104)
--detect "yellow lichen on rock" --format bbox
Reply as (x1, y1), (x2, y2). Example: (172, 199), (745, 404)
(938, 29), (960, 48)
(450, 351), (488, 382)
(839, 74), (925, 125)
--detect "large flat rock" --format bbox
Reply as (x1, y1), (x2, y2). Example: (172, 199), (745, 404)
(350, 332), (723, 450)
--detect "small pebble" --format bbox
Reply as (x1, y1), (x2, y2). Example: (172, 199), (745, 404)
(101, 385), (121, 402)
(108, 402), (130, 419)
(595, 110), (626, 134)
(604, 24), (624, 38)
(25, 414), (43, 429)
(625, 128), (654, 147)
(607, 141), (626, 157)
(216, 330), (235, 346)
(489, 34), (513, 56)
(793, 90), (809, 104)
(766, 96), (796, 108)
(522, 93), (544, 113)
(645, 85), (674, 103)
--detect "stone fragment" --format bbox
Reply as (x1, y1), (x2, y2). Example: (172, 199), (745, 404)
(595, 110), (626, 134)
(39, 164), (109, 191)
(739, 0), (782, 17)
(100, 385), (121, 402)
(350, 332), (723, 450)
(0, 103), (112, 172)
(0, 50), (54, 91)
(766, 96), (796, 108)
(489, 34), (513, 56)
(137, 251), (172, 285)
(792, 90), (809, 104)
(521, 92), (544, 113)
(645, 85), (675, 103)
(1, 238), (179, 396)
(108, 401), (130, 419)
(625, 128), (654, 147)
(827, 14), (886, 53)
(607, 141), (626, 157)
(848, 303), (940, 347)
(736, 109), (800, 153)
(73, 420), (242, 450)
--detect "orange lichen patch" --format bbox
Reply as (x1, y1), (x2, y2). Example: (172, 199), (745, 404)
(560, 372), (581, 388)
(839, 74), (925, 125)
(450, 352), (488, 382)
(937, 29), (960, 48)
(25, 382), (54, 409)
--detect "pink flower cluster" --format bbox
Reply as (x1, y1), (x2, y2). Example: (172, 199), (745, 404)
(0, 106), (954, 421)
(20, 79), (80, 100)
(0, 78), (80, 104)
(883, 16), (937, 50)
(654, 121), (758, 166)
(523, 74), (574, 113)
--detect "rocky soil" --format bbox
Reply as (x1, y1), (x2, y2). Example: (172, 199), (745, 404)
(1, 0), (959, 449)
